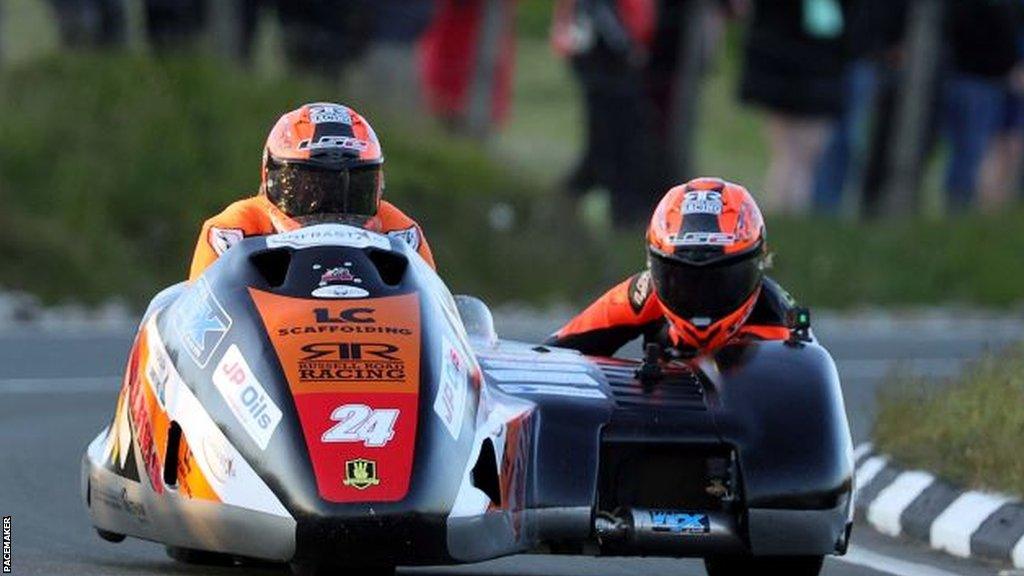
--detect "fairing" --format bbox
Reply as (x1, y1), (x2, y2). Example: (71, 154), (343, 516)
(82, 224), (854, 566)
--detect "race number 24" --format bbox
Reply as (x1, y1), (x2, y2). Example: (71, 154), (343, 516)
(321, 404), (398, 447)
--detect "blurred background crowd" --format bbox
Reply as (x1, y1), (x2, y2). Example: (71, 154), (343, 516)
(0, 0), (1021, 310)
(14, 0), (1024, 224)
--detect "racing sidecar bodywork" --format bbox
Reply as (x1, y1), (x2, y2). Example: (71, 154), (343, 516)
(81, 224), (854, 572)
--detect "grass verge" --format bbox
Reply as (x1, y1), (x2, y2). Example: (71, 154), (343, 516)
(874, 343), (1024, 495)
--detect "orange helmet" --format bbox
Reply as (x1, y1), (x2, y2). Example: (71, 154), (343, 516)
(261, 102), (384, 222)
(646, 177), (766, 352)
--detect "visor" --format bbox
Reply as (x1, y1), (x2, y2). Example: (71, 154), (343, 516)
(649, 250), (762, 322)
(265, 164), (381, 218)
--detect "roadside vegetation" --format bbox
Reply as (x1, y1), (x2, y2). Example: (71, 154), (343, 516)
(1, 1), (1023, 310)
(875, 344), (1024, 495)
(2, 52), (1024, 310)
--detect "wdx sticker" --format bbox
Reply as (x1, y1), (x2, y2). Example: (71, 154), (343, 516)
(321, 404), (399, 447)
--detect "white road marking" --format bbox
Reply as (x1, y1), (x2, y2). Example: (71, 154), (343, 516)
(932, 491), (1012, 558)
(868, 471), (936, 537)
(839, 544), (984, 576)
(0, 376), (118, 394)
(858, 455), (891, 489)
(855, 442), (875, 463)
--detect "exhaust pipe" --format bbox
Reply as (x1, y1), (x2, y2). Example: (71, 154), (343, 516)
(595, 508), (745, 554)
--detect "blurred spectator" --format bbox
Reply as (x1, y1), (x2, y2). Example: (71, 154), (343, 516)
(48, 0), (126, 48)
(552, 0), (659, 227)
(813, 0), (906, 214)
(979, 59), (1024, 211)
(739, 0), (851, 215)
(419, 0), (517, 136)
(144, 0), (206, 50)
(942, 0), (1023, 209)
(277, 0), (376, 78)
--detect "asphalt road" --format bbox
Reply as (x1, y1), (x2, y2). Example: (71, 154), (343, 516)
(1, 313), (1021, 576)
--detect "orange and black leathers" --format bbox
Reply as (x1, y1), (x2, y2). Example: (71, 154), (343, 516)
(188, 195), (435, 281)
(545, 272), (794, 357)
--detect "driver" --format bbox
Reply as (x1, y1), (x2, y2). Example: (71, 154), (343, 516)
(188, 102), (435, 280)
(545, 177), (798, 356)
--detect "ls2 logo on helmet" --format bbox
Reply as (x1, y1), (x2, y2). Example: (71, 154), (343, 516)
(669, 232), (736, 247)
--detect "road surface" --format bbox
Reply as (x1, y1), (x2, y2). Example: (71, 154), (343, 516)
(1, 312), (1021, 576)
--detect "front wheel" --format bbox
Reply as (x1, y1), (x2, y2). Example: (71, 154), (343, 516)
(704, 555), (824, 576)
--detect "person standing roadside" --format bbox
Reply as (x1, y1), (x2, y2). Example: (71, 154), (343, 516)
(552, 0), (660, 228)
(739, 0), (851, 215)
(942, 0), (1023, 209)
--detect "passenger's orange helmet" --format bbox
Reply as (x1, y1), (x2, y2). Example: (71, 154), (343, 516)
(261, 102), (384, 222)
(647, 177), (766, 352)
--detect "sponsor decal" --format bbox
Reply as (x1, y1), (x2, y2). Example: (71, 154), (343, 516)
(434, 336), (468, 440)
(103, 386), (140, 482)
(308, 104), (352, 125)
(486, 369), (599, 386)
(119, 488), (147, 523)
(250, 289), (421, 502)
(212, 345), (283, 450)
(298, 342), (406, 383)
(682, 190), (723, 215)
(312, 285), (370, 299)
(669, 232), (736, 247)
(628, 270), (652, 314)
(145, 343), (170, 408)
(344, 458), (380, 490)
(387, 226), (421, 251)
(498, 384), (607, 399)
(128, 356), (163, 493)
(317, 265), (360, 286)
(2, 516), (10, 573)
(650, 511), (711, 535)
(265, 224), (390, 251)
(173, 278), (232, 368)
(273, 307), (413, 337)
(500, 417), (531, 536)
(90, 484), (148, 524)
(322, 404), (399, 447)
(208, 226), (244, 256)
(201, 435), (237, 484)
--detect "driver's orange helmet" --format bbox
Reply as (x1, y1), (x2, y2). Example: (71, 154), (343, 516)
(646, 177), (766, 352)
(260, 102), (384, 222)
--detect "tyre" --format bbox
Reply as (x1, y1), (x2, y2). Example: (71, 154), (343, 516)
(704, 555), (824, 576)
(165, 546), (236, 566)
(95, 528), (125, 543)
(290, 563), (396, 576)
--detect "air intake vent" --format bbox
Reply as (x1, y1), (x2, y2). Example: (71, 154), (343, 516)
(250, 248), (291, 287)
(367, 249), (407, 286)
(599, 363), (706, 411)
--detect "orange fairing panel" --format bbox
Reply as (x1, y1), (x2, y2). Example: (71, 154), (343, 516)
(250, 289), (422, 503)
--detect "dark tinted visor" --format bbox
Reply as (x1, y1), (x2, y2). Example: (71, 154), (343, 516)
(649, 251), (762, 321)
(265, 164), (381, 218)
